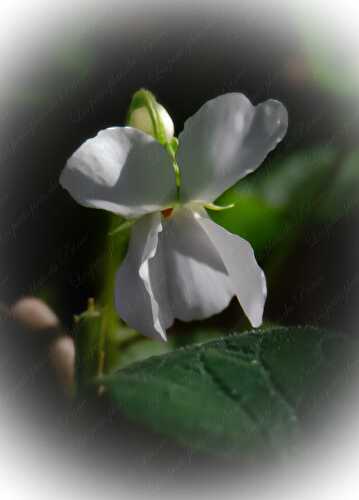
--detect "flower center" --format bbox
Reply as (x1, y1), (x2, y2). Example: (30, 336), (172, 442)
(162, 208), (173, 218)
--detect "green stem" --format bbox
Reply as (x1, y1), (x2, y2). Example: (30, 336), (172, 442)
(165, 141), (181, 200)
(97, 215), (138, 377)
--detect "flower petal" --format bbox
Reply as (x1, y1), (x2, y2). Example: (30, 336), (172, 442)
(115, 213), (173, 341)
(159, 208), (234, 322)
(116, 207), (265, 340)
(177, 93), (288, 203)
(60, 127), (177, 218)
(198, 212), (267, 327)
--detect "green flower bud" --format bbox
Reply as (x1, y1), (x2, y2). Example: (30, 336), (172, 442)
(128, 102), (174, 142)
(127, 89), (175, 144)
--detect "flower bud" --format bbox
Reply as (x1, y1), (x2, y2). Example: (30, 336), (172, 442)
(128, 103), (174, 143)
(49, 336), (75, 398)
(11, 297), (59, 331)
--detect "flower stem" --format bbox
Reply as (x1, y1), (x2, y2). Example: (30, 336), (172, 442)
(97, 216), (131, 375)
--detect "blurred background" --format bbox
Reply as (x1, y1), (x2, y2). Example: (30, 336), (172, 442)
(0, 0), (359, 497)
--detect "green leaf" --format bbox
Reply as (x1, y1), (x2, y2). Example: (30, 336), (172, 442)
(210, 191), (284, 255)
(211, 147), (337, 255)
(102, 327), (357, 457)
(114, 337), (175, 370)
(251, 147), (359, 225)
(243, 147), (337, 209)
(211, 147), (359, 257)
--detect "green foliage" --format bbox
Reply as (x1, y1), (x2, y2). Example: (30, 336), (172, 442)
(316, 151), (359, 221)
(114, 337), (175, 370)
(243, 147), (336, 210)
(103, 327), (357, 456)
(210, 191), (284, 255)
(211, 147), (359, 256)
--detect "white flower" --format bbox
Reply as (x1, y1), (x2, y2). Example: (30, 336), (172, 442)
(60, 93), (288, 341)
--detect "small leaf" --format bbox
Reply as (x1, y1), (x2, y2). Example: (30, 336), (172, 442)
(102, 327), (357, 457)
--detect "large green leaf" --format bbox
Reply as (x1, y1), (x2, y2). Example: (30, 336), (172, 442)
(103, 327), (357, 457)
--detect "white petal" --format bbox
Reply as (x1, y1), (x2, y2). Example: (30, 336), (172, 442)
(116, 207), (266, 340)
(60, 127), (177, 218)
(159, 208), (234, 321)
(198, 213), (267, 327)
(177, 93), (288, 204)
(115, 213), (173, 341)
